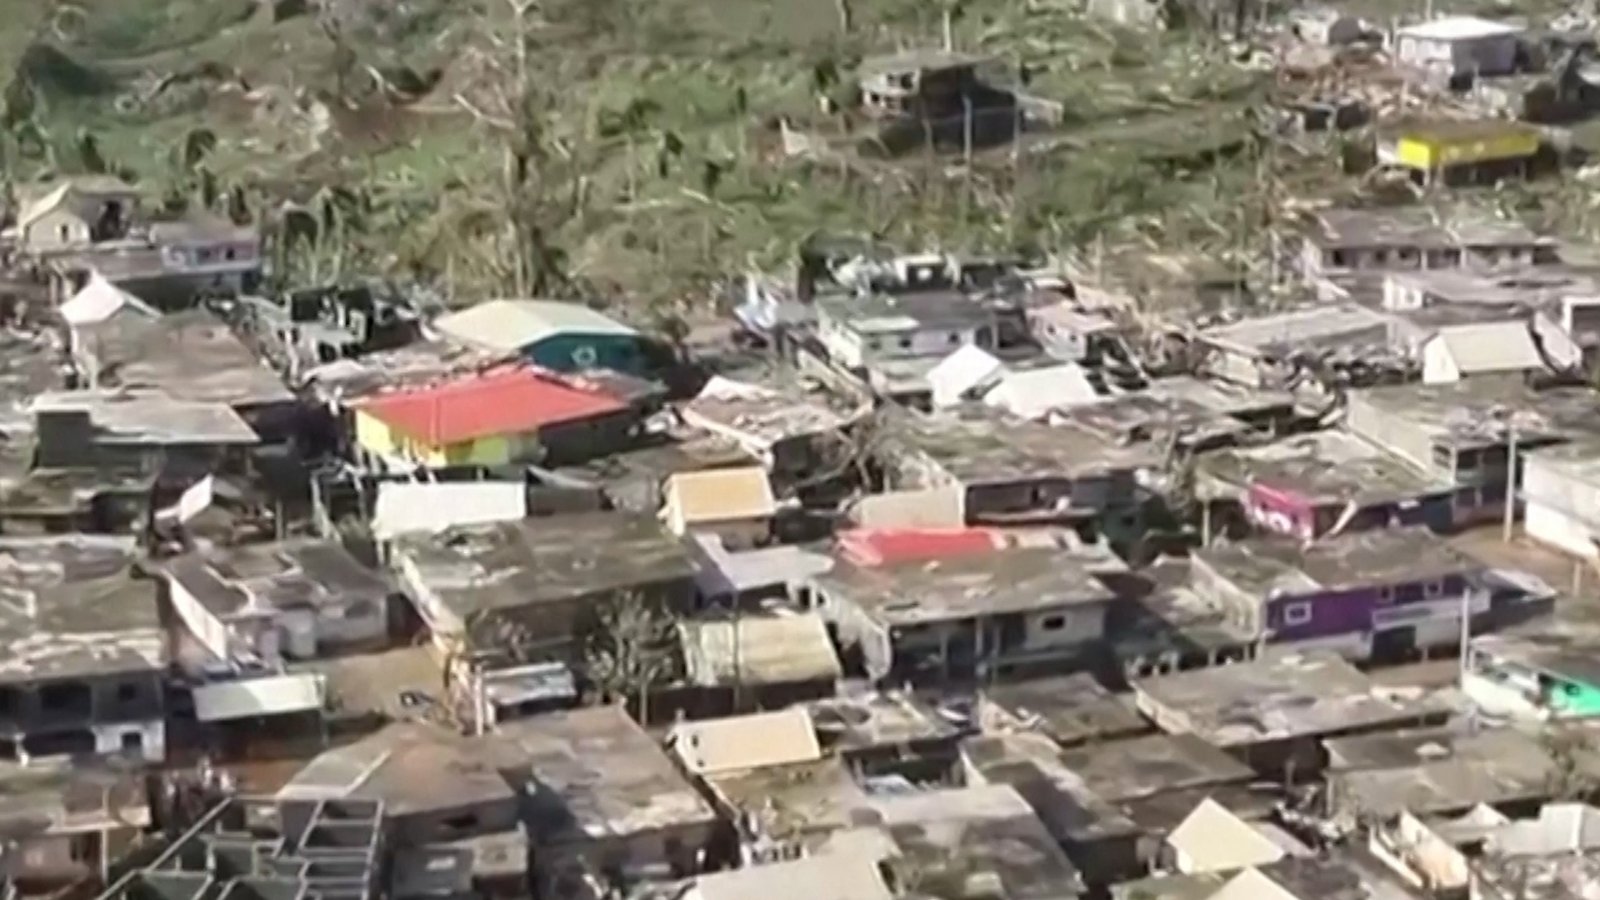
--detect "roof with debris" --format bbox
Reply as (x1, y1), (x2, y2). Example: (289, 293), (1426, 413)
(807, 691), (960, 754)
(816, 289), (995, 335)
(1199, 304), (1392, 358)
(432, 299), (637, 352)
(499, 705), (718, 843)
(680, 375), (864, 453)
(815, 546), (1121, 626)
(1057, 733), (1254, 802)
(358, 364), (627, 446)
(1195, 525), (1476, 599)
(1467, 629), (1600, 690)
(1475, 853), (1600, 900)
(78, 309), (292, 409)
(0, 535), (160, 686)
(393, 512), (696, 625)
(301, 340), (513, 403)
(678, 614), (842, 687)
(162, 539), (391, 619)
(1325, 727), (1577, 818)
(700, 756), (870, 845)
(1133, 651), (1446, 747)
(861, 784), (1085, 899)
(30, 389), (260, 446)
(1346, 381), (1600, 451)
(1197, 430), (1454, 505)
(885, 406), (1159, 485)
(978, 673), (1149, 748)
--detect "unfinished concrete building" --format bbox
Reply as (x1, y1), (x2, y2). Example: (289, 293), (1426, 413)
(96, 796), (386, 900)
(0, 536), (165, 764)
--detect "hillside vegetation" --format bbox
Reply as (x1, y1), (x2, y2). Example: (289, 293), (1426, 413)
(0, 0), (1299, 316)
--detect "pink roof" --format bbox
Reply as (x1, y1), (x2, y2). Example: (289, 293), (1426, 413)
(359, 365), (626, 446)
(837, 528), (1006, 567)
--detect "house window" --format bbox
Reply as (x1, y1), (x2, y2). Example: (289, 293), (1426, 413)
(1424, 581), (1443, 598)
(1040, 615), (1066, 632)
(897, 337), (913, 350)
(1283, 602), (1314, 627)
(1329, 250), (1350, 268)
(865, 338), (882, 352)
(1378, 586), (1395, 603)
(948, 332), (962, 345)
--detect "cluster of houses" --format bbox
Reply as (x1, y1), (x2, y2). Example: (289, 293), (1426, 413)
(11, 4), (1600, 900)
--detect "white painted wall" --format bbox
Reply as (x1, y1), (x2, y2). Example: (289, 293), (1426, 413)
(167, 577), (232, 661)
(1421, 337), (1461, 384)
(1524, 457), (1600, 560)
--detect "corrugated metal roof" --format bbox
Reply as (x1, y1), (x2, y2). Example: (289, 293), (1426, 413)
(678, 614), (842, 687)
(433, 299), (636, 352)
(1432, 321), (1545, 374)
(193, 673), (325, 722)
(358, 365), (626, 445)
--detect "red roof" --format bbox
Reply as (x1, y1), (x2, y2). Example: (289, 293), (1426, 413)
(359, 365), (626, 446)
(837, 528), (1005, 567)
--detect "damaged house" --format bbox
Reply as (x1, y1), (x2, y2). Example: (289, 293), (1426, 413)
(0, 536), (165, 764)
(815, 290), (999, 402)
(392, 513), (696, 727)
(1294, 205), (1560, 293)
(811, 543), (1125, 684)
(1187, 525), (1524, 663)
(1345, 381), (1600, 526)
(880, 407), (1155, 537)
(1196, 430), (1457, 541)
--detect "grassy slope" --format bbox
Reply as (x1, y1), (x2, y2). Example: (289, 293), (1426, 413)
(2, 0), (1320, 313)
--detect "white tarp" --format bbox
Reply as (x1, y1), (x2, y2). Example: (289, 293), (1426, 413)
(927, 344), (1004, 408)
(193, 673), (326, 722)
(157, 475), (214, 524)
(60, 273), (157, 326)
(372, 481), (526, 540)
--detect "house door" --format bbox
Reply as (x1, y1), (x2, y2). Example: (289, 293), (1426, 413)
(1370, 626), (1417, 665)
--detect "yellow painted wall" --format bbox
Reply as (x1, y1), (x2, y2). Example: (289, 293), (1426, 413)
(353, 409), (518, 466)
(1394, 130), (1538, 170)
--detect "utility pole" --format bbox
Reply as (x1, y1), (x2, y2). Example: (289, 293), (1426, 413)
(1502, 421), (1519, 543)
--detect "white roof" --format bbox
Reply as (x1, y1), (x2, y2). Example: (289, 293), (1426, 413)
(669, 707), (822, 776)
(984, 363), (1101, 419)
(60, 273), (159, 326)
(372, 481), (528, 540)
(193, 673), (326, 722)
(1429, 321), (1546, 374)
(1398, 15), (1521, 40)
(432, 299), (636, 352)
(928, 343), (1004, 408)
(1166, 798), (1286, 873)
